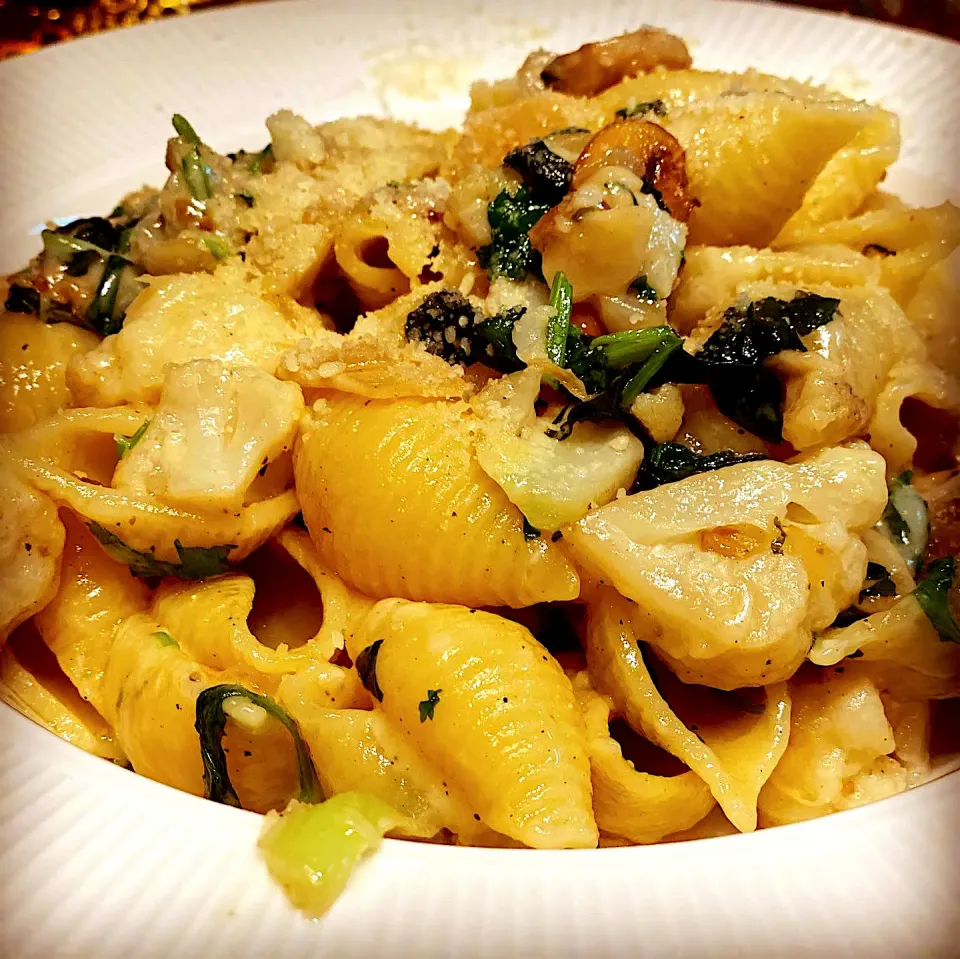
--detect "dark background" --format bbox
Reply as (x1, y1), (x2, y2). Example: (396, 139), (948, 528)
(0, 0), (957, 59)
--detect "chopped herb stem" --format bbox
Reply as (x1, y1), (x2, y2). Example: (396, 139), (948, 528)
(546, 271), (573, 366)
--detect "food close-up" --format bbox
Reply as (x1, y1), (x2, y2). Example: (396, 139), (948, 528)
(0, 5), (958, 945)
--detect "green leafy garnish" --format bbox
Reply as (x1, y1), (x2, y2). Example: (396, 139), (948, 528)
(631, 443), (768, 490)
(628, 275), (659, 303)
(87, 255), (143, 337)
(546, 271), (573, 366)
(114, 419), (150, 459)
(615, 99), (668, 119)
(502, 138), (572, 206)
(195, 684), (321, 808)
(418, 689), (442, 722)
(859, 562), (897, 601)
(879, 472), (929, 573)
(476, 187), (551, 281)
(258, 793), (402, 918)
(152, 630), (179, 648)
(522, 516), (541, 541)
(248, 143), (274, 175)
(172, 113), (201, 145)
(202, 235), (231, 259)
(87, 522), (235, 581)
(356, 639), (384, 702)
(913, 556), (960, 644)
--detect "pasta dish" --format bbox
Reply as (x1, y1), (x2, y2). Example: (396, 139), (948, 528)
(1, 24), (958, 915)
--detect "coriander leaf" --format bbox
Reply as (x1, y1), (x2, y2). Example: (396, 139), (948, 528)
(476, 187), (551, 281)
(115, 419), (151, 459)
(631, 443), (768, 491)
(503, 139), (572, 205)
(87, 522), (235, 580)
(195, 684), (321, 808)
(418, 688), (442, 722)
(546, 271), (573, 366)
(913, 556), (960, 644)
(356, 639), (385, 702)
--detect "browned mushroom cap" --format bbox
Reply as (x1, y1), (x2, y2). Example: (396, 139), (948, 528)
(541, 27), (693, 97)
(572, 118), (695, 223)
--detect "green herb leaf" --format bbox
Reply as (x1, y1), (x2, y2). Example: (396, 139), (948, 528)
(628, 275), (659, 303)
(631, 443), (768, 490)
(615, 99), (668, 119)
(859, 562), (897, 601)
(418, 688), (442, 722)
(476, 187), (551, 281)
(913, 556), (960, 644)
(879, 472), (928, 573)
(202, 235), (231, 259)
(546, 271), (573, 366)
(248, 143), (274, 175)
(172, 113), (201, 145)
(356, 639), (385, 702)
(618, 333), (683, 407)
(182, 149), (214, 202)
(195, 684), (321, 808)
(87, 522), (235, 581)
(87, 255), (143, 337)
(152, 630), (179, 648)
(522, 516), (541, 541)
(115, 419), (151, 459)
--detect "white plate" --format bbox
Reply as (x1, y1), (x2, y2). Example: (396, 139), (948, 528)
(1, 1), (958, 955)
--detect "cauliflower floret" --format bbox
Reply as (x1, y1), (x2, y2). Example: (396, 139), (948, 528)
(471, 370), (645, 530)
(565, 443), (888, 688)
(0, 464), (65, 641)
(68, 263), (326, 407)
(758, 669), (907, 826)
(114, 360), (303, 511)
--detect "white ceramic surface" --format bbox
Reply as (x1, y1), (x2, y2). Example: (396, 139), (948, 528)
(1, 2), (958, 956)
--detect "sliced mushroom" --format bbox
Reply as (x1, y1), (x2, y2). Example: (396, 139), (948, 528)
(572, 118), (695, 223)
(541, 27), (693, 98)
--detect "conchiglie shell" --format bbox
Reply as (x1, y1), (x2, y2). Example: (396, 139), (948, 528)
(594, 68), (813, 123)
(295, 394), (579, 607)
(0, 460), (65, 642)
(0, 623), (126, 763)
(574, 672), (715, 844)
(669, 244), (881, 335)
(810, 595), (960, 701)
(354, 599), (597, 849)
(275, 698), (487, 842)
(0, 313), (99, 434)
(34, 512), (150, 716)
(584, 589), (790, 833)
(665, 93), (871, 247)
(774, 108), (900, 244)
(445, 91), (604, 178)
(101, 612), (300, 812)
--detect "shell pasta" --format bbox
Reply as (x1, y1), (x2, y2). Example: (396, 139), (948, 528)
(1, 24), (958, 916)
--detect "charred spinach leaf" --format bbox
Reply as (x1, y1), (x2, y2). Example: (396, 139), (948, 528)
(4, 284), (41, 315)
(404, 290), (525, 373)
(356, 639), (385, 702)
(476, 187), (551, 281)
(913, 556), (960, 643)
(663, 292), (841, 442)
(631, 443), (768, 491)
(195, 684), (321, 807)
(503, 139), (573, 206)
(859, 562), (897, 601)
(615, 99), (668, 119)
(87, 522), (235, 581)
